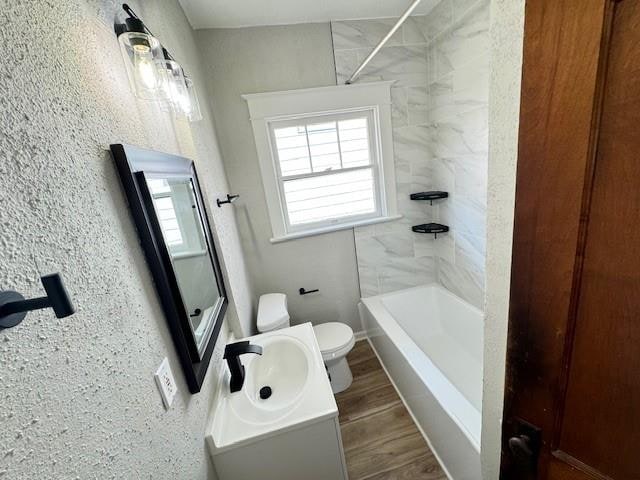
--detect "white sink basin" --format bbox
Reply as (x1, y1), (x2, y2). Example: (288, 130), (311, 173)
(207, 323), (337, 453)
(230, 335), (311, 423)
(246, 337), (309, 407)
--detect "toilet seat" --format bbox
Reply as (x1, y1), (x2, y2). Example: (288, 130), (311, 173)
(313, 322), (355, 362)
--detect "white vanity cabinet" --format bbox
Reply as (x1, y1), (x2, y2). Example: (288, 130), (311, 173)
(206, 324), (348, 480)
(211, 415), (347, 480)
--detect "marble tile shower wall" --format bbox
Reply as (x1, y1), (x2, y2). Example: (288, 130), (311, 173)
(331, 0), (489, 308)
(427, 0), (489, 310)
(332, 16), (437, 298)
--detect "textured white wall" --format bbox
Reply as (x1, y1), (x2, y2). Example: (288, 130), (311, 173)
(195, 25), (363, 333)
(481, 0), (525, 478)
(0, 0), (253, 478)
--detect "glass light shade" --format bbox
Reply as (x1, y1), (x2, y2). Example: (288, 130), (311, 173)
(185, 77), (203, 122)
(158, 59), (190, 114)
(118, 31), (166, 100)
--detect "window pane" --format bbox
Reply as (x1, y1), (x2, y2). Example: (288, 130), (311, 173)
(338, 118), (370, 168)
(339, 118), (367, 130)
(272, 114), (373, 177)
(283, 168), (376, 225)
(274, 126), (311, 176)
(152, 197), (183, 246)
(307, 121), (341, 172)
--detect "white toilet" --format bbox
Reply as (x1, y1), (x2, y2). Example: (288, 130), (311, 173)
(257, 293), (355, 394)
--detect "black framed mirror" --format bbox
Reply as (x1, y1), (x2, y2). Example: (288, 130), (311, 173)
(110, 144), (228, 393)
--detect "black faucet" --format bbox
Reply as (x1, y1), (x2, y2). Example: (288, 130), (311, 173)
(223, 341), (263, 393)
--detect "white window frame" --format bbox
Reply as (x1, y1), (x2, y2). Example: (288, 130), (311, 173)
(243, 81), (399, 243)
(269, 109), (383, 234)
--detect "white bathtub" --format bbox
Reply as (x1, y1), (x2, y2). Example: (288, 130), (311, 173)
(359, 283), (483, 480)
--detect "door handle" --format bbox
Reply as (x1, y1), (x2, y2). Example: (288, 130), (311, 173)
(505, 419), (541, 477)
(509, 434), (534, 461)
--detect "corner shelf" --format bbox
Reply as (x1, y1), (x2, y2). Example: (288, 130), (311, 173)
(412, 223), (450, 239)
(410, 191), (449, 205)
(410, 191), (449, 238)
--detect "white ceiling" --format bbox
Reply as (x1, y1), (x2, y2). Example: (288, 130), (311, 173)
(178, 0), (440, 29)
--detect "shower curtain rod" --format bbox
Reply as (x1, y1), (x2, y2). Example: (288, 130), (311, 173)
(345, 0), (424, 84)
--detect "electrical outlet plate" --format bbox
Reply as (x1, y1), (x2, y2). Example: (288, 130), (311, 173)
(155, 357), (178, 409)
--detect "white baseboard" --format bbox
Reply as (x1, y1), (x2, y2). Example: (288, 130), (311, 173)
(353, 330), (368, 342)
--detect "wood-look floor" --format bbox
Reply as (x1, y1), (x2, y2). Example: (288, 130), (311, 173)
(336, 340), (447, 480)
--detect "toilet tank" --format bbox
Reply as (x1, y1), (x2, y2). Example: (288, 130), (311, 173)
(257, 293), (290, 332)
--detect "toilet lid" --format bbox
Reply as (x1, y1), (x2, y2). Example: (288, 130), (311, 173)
(313, 322), (354, 354)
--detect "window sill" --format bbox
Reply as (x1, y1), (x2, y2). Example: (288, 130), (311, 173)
(269, 215), (403, 244)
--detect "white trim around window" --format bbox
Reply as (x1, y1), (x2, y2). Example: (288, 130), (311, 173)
(243, 81), (398, 243)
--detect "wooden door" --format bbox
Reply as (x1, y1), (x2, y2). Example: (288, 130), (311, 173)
(501, 0), (640, 479)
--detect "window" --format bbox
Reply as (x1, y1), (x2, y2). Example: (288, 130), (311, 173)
(147, 178), (207, 258)
(270, 110), (383, 231)
(153, 195), (184, 246)
(148, 179), (184, 247)
(244, 82), (398, 242)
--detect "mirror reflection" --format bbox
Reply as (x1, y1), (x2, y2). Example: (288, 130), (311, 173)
(147, 177), (222, 357)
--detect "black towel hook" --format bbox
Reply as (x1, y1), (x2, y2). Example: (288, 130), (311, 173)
(217, 194), (240, 207)
(0, 273), (76, 329)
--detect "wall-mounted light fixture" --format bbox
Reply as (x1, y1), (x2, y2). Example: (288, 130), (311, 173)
(184, 76), (203, 122)
(116, 15), (166, 101)
(158, 54), (189, 112)
(115, 4), (202, 122)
